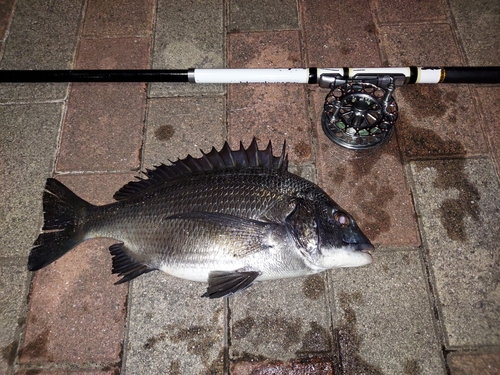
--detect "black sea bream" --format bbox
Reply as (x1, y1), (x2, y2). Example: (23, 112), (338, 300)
(29, 139), (373, 298)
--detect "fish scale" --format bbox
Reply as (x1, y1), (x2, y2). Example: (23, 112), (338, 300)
(28, 139), (373, 298)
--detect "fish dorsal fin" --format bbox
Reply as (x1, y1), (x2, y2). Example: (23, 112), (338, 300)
(113, 138), (288, 201)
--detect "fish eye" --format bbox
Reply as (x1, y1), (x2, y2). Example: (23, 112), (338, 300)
(333, 212), (350, 228)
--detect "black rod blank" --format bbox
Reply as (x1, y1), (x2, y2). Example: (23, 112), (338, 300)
(441, 67), (500, 83)
(0, 69), (191, 82)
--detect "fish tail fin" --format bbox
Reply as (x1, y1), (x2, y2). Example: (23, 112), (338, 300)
(28, 178), (92, 271)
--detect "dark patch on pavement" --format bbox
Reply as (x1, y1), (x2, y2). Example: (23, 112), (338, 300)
(20, 329), (51, 360)
(1, 341), (18, 366)
(144, 323), (223, 374)
(233, 316), (255, 340)
(404, 358), (422, 375)
(293, 140), (311, 159)
(299, 321), (331, 353)
(335, 291), (383, 375)
(302, 274), (326, 300)
(397, 110), (480, 241)
(154, 124), (175, 141)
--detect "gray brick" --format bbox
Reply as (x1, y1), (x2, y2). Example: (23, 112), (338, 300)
(123, 273), (225, 375)
(229, 0), (299, 32)
(449, 0), (500, 65)
(0, 0), (83, 102)
(410, 158), (500, 348)
(0, 103), (63, 258)
(0, 260), (29, 374)
(149, 0), (224, 97)
(229, 275), (333, 362)
(143, 97), (226, 168)
(329, 249), (446, 374)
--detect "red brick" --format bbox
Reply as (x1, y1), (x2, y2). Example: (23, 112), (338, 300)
(83, 0), (155, 37)
(21, 174), (135, 365)
(300, 0), (381, 67)
(56, 82), (146, 172)
(76, 37), (151, 70)
(379, 23), (462, 66)
(0, 0), (16, 40)
(475, 86), (500, 172)
(227, 31), (311, 163)
(311, 89), (419, 246)
(448, 349), (500, 375)
(57, 38), (150, 173)
(396, 85), (487, 159)
(373, 0), (448, 23)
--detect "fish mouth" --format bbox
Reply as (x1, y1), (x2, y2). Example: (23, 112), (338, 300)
(344, 241), (375, 254)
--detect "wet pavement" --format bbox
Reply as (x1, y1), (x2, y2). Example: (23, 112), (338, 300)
(1, 0), (499, 374)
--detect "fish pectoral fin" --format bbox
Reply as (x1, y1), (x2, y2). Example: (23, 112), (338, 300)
(109, 243), (155, 284)
(202, 270), (260, 299)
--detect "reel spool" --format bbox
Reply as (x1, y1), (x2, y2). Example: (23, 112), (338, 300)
(321, 77), (399, 150)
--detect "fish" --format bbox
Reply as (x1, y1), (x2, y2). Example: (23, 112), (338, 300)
(28, 138), (373, 298)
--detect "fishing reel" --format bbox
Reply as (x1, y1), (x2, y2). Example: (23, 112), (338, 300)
(320, 73), (404, 150)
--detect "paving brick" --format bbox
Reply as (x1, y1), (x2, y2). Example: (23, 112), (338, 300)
(57, 38), (149, 173)
(409, 158), (500, 347)
(227, 31), (311, 164)
(311, 89), (419, 246)
(379, 23), (463, 66)
(0, 260), (29, 374)
(229, 276), (333, 363)
(231, 358), (334, 375)
(123, 272), (225, 375)
(329, 249), (445, 374)
(396, 84), (487, 160)
(0, 103), (64, 258)
(227, 83), (311, 164)
(20, 174), (133, 365)
(0, 0), (83, 102)
(449, 0), (500, 65)
(149, 0), (224, 97)
(83, 0), (155, 37)
(143, 97), (226, 168)
(14, 371), (117, 375)
(0, 0), (16, 40)
(301, 0), (382, 67)
(76, 37), (151, 70)
(447, 349), (500, 375)
(0, 0), (82, 69)
(228, 31), (303, 68)
(373, 0), (448, 23)
(229, 0), (298, 32)
(56, 82), (146, 172)
(475, 86), (500, 171)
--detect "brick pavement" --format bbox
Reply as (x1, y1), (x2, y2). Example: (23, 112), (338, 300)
(1, 1), (499, 374)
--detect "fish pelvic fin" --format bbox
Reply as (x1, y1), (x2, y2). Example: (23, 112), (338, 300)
(110, 243), (155, 284)
(28, 178), (92, 271)
(202, 270), (260, 299)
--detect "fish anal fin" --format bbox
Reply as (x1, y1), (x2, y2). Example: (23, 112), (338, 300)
(109, 243), (155, 284)
(202, 270), (260, 299)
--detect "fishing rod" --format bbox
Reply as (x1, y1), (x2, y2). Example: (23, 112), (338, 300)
(2, 66), (499, 149)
